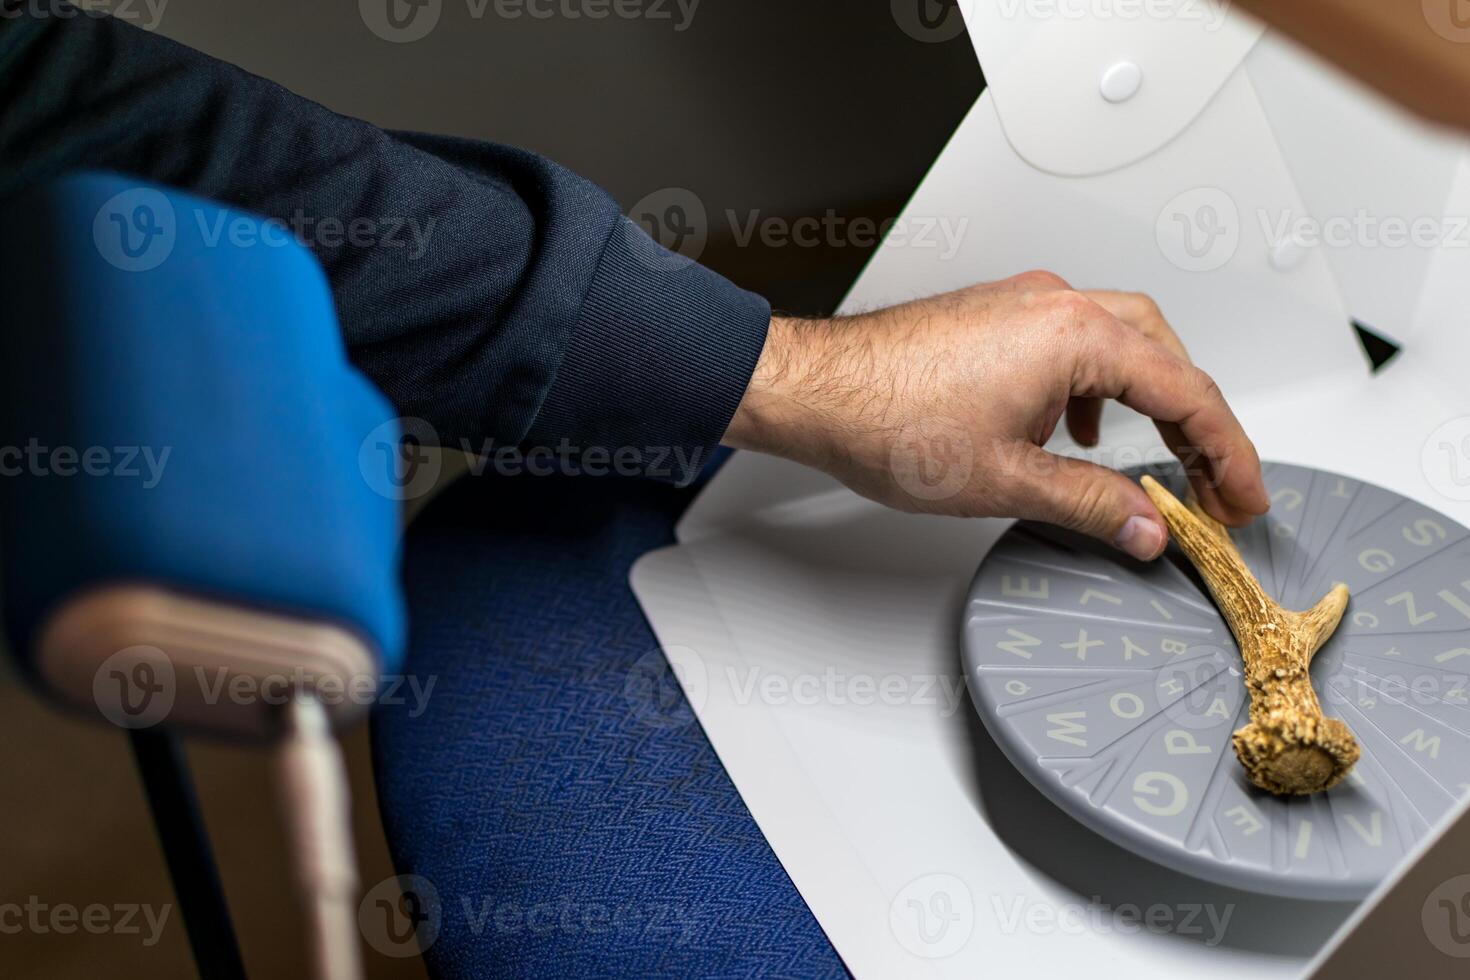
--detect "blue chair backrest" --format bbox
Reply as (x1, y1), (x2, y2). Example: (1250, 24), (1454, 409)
(0, 172), (406, 679)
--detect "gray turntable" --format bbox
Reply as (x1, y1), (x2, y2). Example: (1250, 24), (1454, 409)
(963, 461), (1470, 900)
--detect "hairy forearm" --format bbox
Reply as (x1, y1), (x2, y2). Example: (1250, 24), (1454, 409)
(722, 313), (902, 474)
(723, 317), (825, 460)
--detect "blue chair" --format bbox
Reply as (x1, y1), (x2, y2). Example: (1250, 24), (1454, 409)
(0, 173), (406, 979)
(0, 171), (843, 977)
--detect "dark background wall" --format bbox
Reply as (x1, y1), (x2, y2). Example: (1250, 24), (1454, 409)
(2, 3), (979, 977)
(151, 0), (982, 312)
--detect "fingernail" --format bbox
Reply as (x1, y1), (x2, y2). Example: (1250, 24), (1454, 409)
(1114, 515), (1166, 561)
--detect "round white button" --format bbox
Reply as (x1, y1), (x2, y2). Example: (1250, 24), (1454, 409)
(1100, 61), (1142, 103)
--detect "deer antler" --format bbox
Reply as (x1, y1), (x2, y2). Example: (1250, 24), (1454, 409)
(1140, 475), (1358, 795)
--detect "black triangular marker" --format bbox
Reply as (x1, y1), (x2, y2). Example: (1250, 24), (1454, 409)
(1352, 319), (1401, 373)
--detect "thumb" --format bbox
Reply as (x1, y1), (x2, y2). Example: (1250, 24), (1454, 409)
(1009, 447), (1168, 560)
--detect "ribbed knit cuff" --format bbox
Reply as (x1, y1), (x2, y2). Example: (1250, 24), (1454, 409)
(525, 217), (770, 486)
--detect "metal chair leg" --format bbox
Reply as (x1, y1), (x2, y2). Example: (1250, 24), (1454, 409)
(129, 728), (249, 980)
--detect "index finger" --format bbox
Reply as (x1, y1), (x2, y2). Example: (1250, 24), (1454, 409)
(1076, 313), (1269, 524)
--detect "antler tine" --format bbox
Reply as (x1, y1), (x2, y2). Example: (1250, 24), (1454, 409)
(1140, 475), (1272, 629)
(1295, 584), (1351, 661)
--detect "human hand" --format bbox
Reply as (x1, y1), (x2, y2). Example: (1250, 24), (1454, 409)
(721, 271), (1269, 560)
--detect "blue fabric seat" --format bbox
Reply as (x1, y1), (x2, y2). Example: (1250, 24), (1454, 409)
(371, 452), (846, 978)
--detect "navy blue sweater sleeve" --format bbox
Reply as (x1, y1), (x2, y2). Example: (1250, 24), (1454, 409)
(0, 7), (769, 470)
